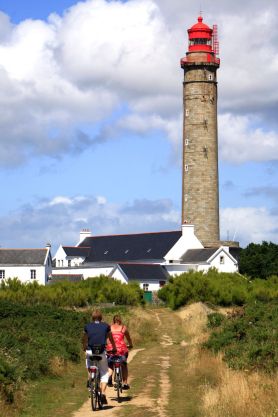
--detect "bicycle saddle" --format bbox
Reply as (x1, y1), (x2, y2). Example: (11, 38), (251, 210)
(89, 355), (102, 361)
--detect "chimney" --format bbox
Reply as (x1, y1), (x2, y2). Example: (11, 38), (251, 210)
(79, 229), (92, 243)
(181, 223), (195, 237)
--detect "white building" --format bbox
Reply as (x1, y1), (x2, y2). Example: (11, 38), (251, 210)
(0, 245), (52, 286)
(53, 225), (239, 291)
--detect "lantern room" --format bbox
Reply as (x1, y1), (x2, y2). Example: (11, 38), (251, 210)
(181, 16), (220, 67)
(188, 16), (213, 52)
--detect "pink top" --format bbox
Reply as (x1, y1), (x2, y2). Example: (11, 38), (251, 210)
(107, 325), (128, 355)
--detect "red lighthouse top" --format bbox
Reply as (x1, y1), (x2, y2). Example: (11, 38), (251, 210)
(188, 16), (212, 52)
(181, 16), (220, 67)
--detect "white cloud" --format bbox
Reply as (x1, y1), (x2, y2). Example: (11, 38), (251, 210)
(0, 194), (180, 251)
(221, 207), (278, 247)
(48, 196), (74, 206)
(1, 193), (277, 251)
(219, 113), (278, 163)
(0, 0), (277, 167)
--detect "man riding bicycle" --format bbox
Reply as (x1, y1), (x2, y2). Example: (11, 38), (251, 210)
(83, 309), (117, 405)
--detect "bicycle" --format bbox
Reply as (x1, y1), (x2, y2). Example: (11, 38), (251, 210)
(87, 350), (103, 411)
(108, 354), (124, 403)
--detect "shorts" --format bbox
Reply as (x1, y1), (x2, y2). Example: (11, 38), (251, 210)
(86, 350), (109, 383)
(107, 353), (128, 370)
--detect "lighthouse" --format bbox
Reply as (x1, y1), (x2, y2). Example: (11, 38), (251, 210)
(181, 16), (220, 246)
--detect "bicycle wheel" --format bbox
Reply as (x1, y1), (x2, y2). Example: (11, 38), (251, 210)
(98, 383), (103, 408)
(90, 376), (98, 411)
(115, 368), (122, 403)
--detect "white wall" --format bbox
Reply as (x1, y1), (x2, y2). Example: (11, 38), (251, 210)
(139, 281), (163, 292)
(209, 252), (238, 273)
(52, 266), (114, 279)
(1, 265), (48, 285)
(165, 224), (203, 262)
(54, 246), (86, 267)
(110, 267), (128, 284)
(165, 263), (198, 276)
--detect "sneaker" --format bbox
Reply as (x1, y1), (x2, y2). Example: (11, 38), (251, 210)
(108, 376), (113, 387)
(122, 384), (130, 390)
(101, 394), (108, 404)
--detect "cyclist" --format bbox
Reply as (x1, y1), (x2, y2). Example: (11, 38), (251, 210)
(106, 314), (133, 390)
(83, 309), (117, 404)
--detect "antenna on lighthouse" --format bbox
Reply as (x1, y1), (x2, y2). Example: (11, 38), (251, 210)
(213, 25), (219, 56)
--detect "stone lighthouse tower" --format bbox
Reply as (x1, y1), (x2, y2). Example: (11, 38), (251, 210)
(181, 16), (220, 246)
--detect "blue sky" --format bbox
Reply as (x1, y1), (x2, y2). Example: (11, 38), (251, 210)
(0, 0), (277, 251)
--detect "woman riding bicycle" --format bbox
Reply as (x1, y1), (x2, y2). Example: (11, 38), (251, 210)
(106, 314), (133, 390)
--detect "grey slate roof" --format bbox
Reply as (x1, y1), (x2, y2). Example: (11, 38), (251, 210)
(0, 249), (48, 265)
(79, 231), (181, 263)
(118, 263), (170, 282)
(63, 247), (90, 257)
(182, 248), (218, 263)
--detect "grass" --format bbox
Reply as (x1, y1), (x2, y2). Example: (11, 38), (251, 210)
(0, 305), (159, 417)
(19, 362), (87, 417)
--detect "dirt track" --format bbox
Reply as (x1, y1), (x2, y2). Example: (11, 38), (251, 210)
(72, 305), (210, 417)
(72, 349), (144, 417)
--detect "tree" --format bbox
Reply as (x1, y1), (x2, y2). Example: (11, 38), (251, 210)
(239, 241), (278, 279)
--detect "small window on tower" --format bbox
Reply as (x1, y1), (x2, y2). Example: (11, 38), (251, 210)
(185, 165), (189, 172)
(185, 138), (189, 146)
(185, 109), (189, 117)
(208, 74), (213, 81)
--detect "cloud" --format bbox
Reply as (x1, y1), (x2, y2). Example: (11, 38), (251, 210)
(0, 194), (180, 251)
(220, 206), (278, 247)
(244, 186), (278, 203)
(0, 0), (277, 168)
(219, 113), (278, 163)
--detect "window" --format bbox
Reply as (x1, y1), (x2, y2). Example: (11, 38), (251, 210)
(185, 109), (189, 117)
(220, 256), (225, 264)
(208, 74), (213, 81)
(143, 283), (149, 291)
(185, 165), (189, 172)
(30, 270), (36, 280)
(68, 260), (71, 267)
(61, 260), (63, 267)
(185, 138), (189, 146)
(195, 38), (208, 45)
(0, 270), (5, 280)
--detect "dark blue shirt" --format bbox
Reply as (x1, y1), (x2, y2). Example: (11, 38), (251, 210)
(84, 321), (111, 349)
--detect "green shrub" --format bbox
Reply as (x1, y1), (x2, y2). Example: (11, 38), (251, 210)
(0, 276), (144, 307)
(207, 312), (224, 328)
(158, 270), (278, 310)
(204, 300), (278, 372)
